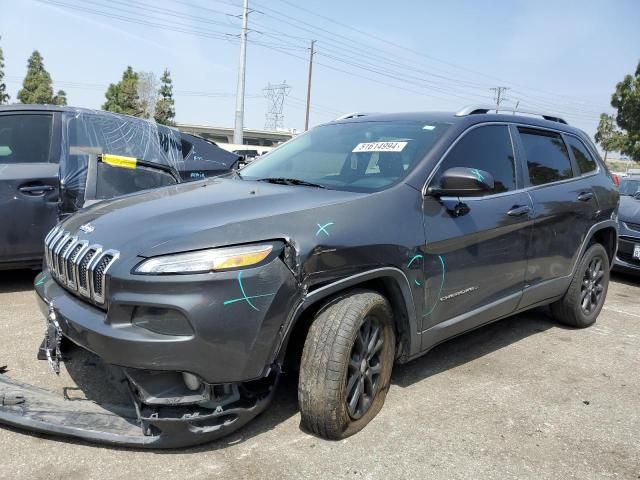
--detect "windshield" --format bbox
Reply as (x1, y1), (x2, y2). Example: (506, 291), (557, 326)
(240, 121), (450, 192)
(619, 178), (640, 196)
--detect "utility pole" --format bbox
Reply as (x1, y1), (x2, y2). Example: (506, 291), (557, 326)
(304, 40), (316, 131)
(490, 86), (510, 112)
(233, 0), (249, 145)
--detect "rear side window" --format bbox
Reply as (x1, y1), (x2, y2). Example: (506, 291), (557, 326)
(433, 125), (516, 194)
(0, 114), (54, 164)
(518, 127), (573, 186)
(566, 136), (597, 175)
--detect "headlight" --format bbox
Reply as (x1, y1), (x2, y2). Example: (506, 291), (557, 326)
(135, 244), (273, 274)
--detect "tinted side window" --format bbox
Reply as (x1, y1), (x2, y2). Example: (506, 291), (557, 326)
(566, 136), (597, 175)
(0, 114), (53, 164)
(518, 128), (573, 186)
(434, 125), (516, 194)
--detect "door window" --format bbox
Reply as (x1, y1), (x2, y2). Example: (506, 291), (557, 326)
(518, 127), (573, 186)
(433, 125), (516, 194)
(566, 135), (597, 175)
(0, 114), (54, 164)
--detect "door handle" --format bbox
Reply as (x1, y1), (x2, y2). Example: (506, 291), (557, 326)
(577, 192), (594, 202)
(507, 205), (531, 217)
(19, 185), (55, 195)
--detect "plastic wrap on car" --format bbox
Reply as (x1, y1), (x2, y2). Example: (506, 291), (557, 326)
(58, 109), (183, 214)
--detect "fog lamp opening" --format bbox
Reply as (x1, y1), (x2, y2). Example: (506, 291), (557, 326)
(131, 306), (193, 336)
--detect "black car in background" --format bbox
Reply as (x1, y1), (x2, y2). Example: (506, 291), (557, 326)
(0, 106), (619, 448)
(613, 176), (640, 273)
(0, 105), (240, 270)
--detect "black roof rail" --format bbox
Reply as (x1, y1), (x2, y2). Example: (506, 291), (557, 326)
(455, 105), (568, 125)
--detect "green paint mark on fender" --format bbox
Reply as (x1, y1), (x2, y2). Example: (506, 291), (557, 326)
(316, 222), (334, 236)
(423, 255), (446, 317)
(407, 254), (423, 268)
(223, 271), (275, 311)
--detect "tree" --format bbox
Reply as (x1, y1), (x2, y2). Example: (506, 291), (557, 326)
(102, 66), (142, 116)
(137, 71), (158, 120)
(52, 89), (67, 106)
(0, 37), (9, 104)
(154, 68), (175, 126)
(17, 50), (55, 104)
(594, 113), (624, 161)
(610, 61), (640, 162)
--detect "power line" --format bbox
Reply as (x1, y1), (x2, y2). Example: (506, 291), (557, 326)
(271, 0), (609, 112)
(35, 0), (604, 126)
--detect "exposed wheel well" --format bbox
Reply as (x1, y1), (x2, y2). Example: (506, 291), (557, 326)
(282, 276), (413, 372)
(589, 226), (617, 264)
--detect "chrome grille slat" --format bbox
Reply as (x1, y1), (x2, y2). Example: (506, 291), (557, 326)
(43, 227), (119, 306)
(57, 237), (75, 282)
(52, 232), (71, 278)
(47, 230), (67, 276)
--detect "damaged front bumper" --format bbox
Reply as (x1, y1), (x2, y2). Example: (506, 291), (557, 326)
(0, 272), (281, 449)
(0, 367), (277, 448)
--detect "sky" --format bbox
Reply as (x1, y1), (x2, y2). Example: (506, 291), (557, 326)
(1, 0), (639, 140)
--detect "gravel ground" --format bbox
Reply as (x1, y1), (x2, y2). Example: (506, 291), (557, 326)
(0, 269), (638, 480)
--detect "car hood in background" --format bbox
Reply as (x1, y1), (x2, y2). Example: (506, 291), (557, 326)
(618, 195), (640, 223)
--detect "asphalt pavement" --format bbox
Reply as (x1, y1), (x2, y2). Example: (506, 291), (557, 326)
(0, 269), (638, 480)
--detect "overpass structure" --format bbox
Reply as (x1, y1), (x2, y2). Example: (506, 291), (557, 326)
(177, 123), (295, 152)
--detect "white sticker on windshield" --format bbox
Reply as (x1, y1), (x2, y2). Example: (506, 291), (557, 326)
(422, 125), (436, 130)
(352, 141), (407, 153)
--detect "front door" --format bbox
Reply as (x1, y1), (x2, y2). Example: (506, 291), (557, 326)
(420, 124), (533, 337)
(0, 112), (60, 267)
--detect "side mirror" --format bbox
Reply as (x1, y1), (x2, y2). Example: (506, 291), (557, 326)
(427, 167), (494, 197)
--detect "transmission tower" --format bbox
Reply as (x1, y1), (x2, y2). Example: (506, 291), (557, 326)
(490, 86), (510, 111)
(263, 81), (292, 131)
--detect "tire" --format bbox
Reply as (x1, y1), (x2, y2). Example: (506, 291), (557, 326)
(298, 290), (396, 439)
(550, 243), (610, 328)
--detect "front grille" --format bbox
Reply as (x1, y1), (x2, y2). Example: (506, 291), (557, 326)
(92, 254), (114, 300)
(78, 249), (97, 292)
(44, 226), (119, 305)
(617, 251), (640, 266)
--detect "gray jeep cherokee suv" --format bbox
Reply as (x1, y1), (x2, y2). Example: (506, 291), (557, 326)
(0, 106), (619, 448)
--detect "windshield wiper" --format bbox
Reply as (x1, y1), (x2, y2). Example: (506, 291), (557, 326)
(256, 177), (326, 189)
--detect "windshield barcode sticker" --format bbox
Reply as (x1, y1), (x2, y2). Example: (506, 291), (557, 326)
(352, 141), (407, 153)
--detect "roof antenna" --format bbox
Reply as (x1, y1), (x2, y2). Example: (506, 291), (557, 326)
(512, 101), (520, 115)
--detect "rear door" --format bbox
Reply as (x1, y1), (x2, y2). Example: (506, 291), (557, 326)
(421, 124), (533, 334)
(0, 111), (60, 267)
(514, 126), (597, 307)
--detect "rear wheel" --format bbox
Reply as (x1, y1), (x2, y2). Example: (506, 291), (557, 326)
(298, 290), (395, 439)
(551, 243), (610, 328)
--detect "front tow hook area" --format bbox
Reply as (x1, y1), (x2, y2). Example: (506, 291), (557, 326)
(0, 344), (278, 449)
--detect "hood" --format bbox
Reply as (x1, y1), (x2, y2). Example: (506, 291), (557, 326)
(61, 177), (366, 259)
(618, 195), (640, 223)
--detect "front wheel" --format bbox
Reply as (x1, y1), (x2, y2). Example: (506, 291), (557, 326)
(298, 290), (395, 439)
(551, 243), (610, 328)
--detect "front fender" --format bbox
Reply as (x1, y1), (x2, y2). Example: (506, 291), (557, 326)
(271, 267), (420, 365)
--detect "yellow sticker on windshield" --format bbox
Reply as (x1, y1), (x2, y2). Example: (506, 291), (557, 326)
(352, 141), (407, 153)
(101, 154), (138, 169)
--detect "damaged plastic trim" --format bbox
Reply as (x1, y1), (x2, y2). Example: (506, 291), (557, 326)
(0, 365), (278, 449)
